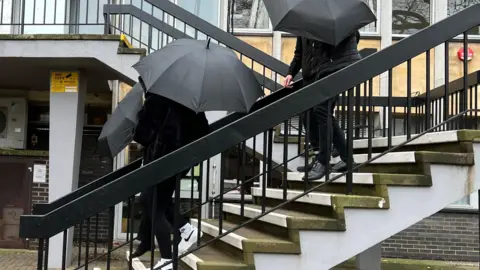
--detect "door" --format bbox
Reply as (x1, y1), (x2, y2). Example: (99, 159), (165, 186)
(0, 158), (32, 249)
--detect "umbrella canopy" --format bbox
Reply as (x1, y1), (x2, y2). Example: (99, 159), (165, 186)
(263, 0), (376, 46)
(97, 83), (144, 157)
(133, 38), (264, 113)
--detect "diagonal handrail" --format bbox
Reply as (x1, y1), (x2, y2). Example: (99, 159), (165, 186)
(20, 4), (480, 239)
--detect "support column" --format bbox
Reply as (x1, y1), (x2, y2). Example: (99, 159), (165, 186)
(48, 70), (86, 268)
(355, 243), (381, 270)
(379, 0), (392, 133)
(433, 0), (449, 125)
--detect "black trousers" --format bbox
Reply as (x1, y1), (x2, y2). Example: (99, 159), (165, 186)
(137, 170), (189, 259)
(303, 75), (348, 165)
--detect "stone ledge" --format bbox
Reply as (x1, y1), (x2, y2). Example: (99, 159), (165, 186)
(0, 34), (121, 41)
(0, 148), (49, 157)
(337, 258), (479, 270)
(117, 47), (147, 56)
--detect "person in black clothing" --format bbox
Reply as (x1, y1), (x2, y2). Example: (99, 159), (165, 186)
(283, 31), (361, 180)
(131, 93), (209, 269)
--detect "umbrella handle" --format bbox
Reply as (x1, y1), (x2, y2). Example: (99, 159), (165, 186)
(138, 76), (147, 93)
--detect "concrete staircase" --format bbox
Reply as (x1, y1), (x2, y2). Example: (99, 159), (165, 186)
(127, 130), (480, 270)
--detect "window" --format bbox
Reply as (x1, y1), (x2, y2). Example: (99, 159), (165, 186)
(447, 192), (479, 210)
(176, 0), (220, 27)
(0, 0), (14, 34)
(233, 0), (271, 31)
(448, 0), (480, 36)
(392, 0), (431, 35)
(360, 0), (379, 34)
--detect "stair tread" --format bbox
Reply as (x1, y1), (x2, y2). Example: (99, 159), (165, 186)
(202, 219), (291, 243)
(224, 203), (335, 221)
(189, 239), (247, 265)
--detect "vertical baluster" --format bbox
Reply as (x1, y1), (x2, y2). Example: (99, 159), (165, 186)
(262, 131), (268, 213)
(346, 88), (354, 195)
(407, 59), (412, 139)
(206, 159), (211, 218)
(197, 163), (203, 247)
(426, 50), (431, 130)
(388, 69), (393, 148)
(85, 218), (90, 270)
(267, 128), (274, 193)
(78, 223), (83, 267)
(463, 32), (469, 125)
(94, 214), (99, 258)
(355, 85), (361, 139)
(240, 141), (246, 217)
(368, 79), (373, 159)
(172, 175), (182, 270)
(191, 166), (195, 217)
(382, 107), (386, 138)
(303, 111), (310, 192)
(475, 85), (478, 129)
(444, 42), (450, 130)
(106, 207), (114, 270)
(37, 239), (44, 270)
(62, 230), (68, 270)
(363, 82), (368, 138)
(470, 87), (474, 128)
(150, 187), (157, 269)
(325, 98), (332, 184)
(283, 120), (289, 201)
(129, 197), (135, 270)
(297, 113), (303, 156)
(43, 238), (49, 270)
(219, 152), (226, 234)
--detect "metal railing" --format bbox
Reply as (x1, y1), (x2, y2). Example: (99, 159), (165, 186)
(16, 3), (480, 270)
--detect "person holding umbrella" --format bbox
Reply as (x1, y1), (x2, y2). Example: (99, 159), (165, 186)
(131, 90), (210, 270)
(130, 38), (264, 269)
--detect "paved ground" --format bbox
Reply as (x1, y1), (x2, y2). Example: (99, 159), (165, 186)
(1, 248), (479, 270)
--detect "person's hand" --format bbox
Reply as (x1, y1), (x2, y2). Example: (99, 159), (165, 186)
(283, 75), (294, 88)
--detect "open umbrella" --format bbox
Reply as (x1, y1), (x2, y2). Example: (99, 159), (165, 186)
(263, 0), (376, 46)
(133, 38), (264, 113)
(97, 82), (144, 157)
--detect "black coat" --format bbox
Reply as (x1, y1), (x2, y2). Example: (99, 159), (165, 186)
(287, 31), (361, 81)
(133, 93), (210, 165)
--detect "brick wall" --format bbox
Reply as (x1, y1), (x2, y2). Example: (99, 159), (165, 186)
(383, 212), (480, 262)
(31, 159), (49, 206)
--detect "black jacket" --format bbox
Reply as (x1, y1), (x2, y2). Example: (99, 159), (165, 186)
(133, 94), (210, 165)
(288, 32), (362, 81)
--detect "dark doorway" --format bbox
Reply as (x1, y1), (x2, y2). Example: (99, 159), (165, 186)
(0, 158), (33, 249)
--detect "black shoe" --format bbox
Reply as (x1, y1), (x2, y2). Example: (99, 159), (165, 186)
(331, 160), (358, 172)
(130, 243), (151, 258)
(302, 162), (328, 181)
(297, 159), (316, 172)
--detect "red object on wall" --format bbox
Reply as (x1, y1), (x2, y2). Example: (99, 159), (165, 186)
(457, 47), (474, 61)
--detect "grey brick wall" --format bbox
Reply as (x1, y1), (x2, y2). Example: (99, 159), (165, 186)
(383, 212), (480, 262)
(31, 159), (49, 206)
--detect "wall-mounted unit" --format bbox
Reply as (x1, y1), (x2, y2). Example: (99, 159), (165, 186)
(0, 98), (28, 149)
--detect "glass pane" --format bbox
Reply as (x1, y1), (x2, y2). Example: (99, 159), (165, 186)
(448, 0), (480, 35)
(392, 0), (431, 35)
(451, 195), (470, 205)
(0, 0), (13, 34)
(176, 0), (220, 27)
(233, 0), (270, 30)
(360, 0), (378, 33)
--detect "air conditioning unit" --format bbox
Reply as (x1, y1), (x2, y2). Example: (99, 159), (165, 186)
(0, 98), (28, 149)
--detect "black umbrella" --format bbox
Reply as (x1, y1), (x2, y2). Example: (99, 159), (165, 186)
(132, 38), (264, 113)
(97, 83), (144, 157)
(263, 0), (376, 46)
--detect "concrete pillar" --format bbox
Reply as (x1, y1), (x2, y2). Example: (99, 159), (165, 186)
(433, 0), (449, 125)
(355, 243), (381, 270)
(48, 70), (86, 268)
(379, 0), (392, 132)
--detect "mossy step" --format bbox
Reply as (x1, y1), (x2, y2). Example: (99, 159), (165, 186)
(223, 203), (344, 231)
(286, 172), (431, 186)
(185, 239), (250, 270)
(192, 219), (300, 265)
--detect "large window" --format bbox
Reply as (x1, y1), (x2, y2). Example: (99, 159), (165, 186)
(448, 0), (480, 36)
(233, 0), (271, 31)
(392, 0), (431, 35)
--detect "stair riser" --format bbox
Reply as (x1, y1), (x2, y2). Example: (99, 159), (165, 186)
(253, 197), (336, 218)
(287, 181), (379, 197)
(224, 213), (290, 241)
(358, 162), (430, 175)
(201, 234), (245, 265)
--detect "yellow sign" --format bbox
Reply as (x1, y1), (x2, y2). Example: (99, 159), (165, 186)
(50, 71), (79, 93)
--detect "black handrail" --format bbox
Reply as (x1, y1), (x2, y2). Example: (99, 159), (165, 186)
(19, 4), (480, 239)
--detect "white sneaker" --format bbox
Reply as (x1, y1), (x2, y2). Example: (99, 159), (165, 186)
(147, 259), (173, 270)
(178, 225), (203, 254)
